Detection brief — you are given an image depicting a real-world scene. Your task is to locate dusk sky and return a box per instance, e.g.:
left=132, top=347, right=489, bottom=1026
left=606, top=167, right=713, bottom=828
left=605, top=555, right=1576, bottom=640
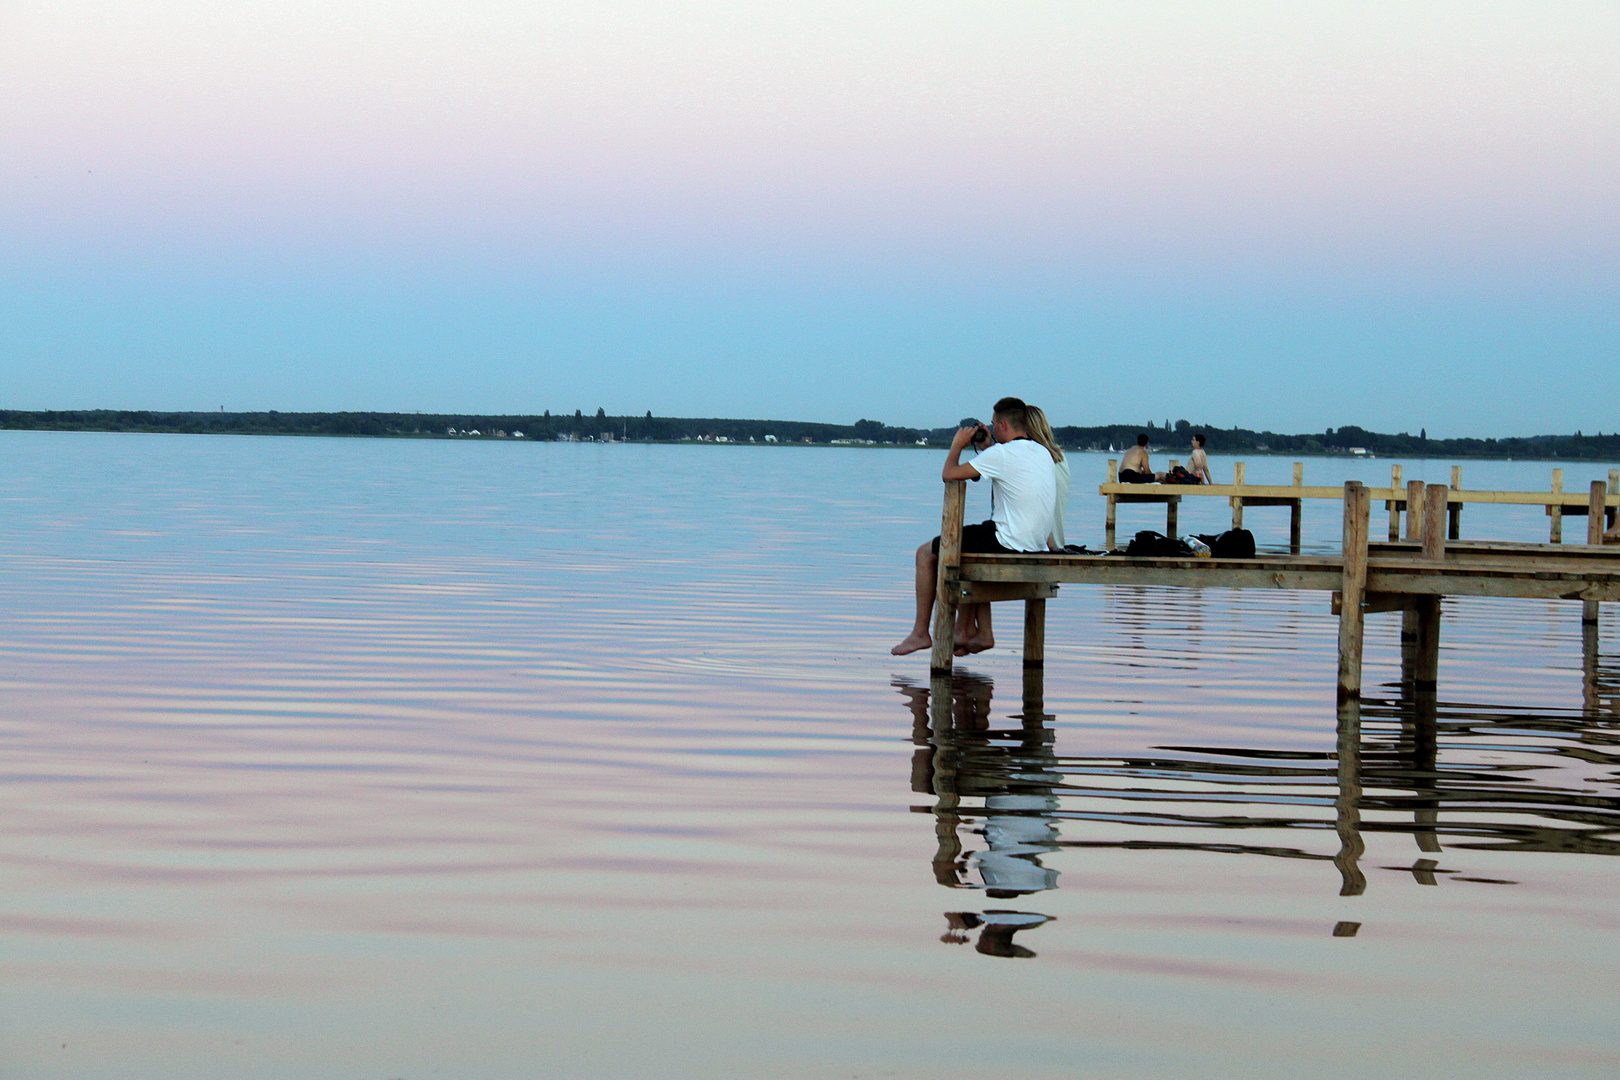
left=3, top=2, right=1615, bottom=435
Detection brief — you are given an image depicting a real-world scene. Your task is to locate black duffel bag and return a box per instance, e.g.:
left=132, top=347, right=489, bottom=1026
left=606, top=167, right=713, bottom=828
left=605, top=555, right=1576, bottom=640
left=1194, top=528, right=1257, bottom=558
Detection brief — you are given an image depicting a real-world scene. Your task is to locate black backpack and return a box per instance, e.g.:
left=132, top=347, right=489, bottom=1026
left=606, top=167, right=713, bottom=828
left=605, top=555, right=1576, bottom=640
left=1125, top=530, right=1194, bottom=557
left=1194, top=528, right=1257, bottom=558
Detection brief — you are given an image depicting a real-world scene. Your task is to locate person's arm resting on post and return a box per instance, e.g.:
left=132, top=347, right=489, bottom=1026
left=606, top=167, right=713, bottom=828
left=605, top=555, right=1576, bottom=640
left=942, top=425, right=982, bottom=482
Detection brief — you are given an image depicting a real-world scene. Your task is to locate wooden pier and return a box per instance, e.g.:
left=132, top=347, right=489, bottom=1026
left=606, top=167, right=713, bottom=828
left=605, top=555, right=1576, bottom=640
left=931, top=475, right=1620, bottom=702
left=1101, top=461, right=1619, bottom=551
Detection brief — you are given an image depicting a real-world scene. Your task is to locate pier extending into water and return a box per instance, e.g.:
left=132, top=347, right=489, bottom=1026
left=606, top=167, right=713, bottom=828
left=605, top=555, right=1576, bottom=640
left=1101, top=461, right=1620, bottom=551
left=932, top=473, right=1620, bottom=703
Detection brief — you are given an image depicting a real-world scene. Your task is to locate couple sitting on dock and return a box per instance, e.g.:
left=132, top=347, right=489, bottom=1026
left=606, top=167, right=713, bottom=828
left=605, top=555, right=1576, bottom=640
left=1119, top=432, right=1211, bottom=484
left=892, top=397, right=1069, bottom=657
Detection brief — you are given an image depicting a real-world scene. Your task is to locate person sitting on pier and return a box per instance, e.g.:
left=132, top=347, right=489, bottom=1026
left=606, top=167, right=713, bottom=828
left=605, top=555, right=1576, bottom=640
left=1118, top=434, right=1160, bottom=483
left=892, top=398, right=1057, bottom=657
left=1023, top=405, right=1070, bottom=550
left=1188, top=432, right=1211, bottom=483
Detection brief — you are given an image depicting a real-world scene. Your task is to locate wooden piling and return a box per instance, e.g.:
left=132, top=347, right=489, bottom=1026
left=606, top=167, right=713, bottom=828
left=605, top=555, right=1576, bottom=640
left=1405, top=480, right=1425, bottom=542
left=1290, top=462, right=1304, bottom=552
left=1586, top=480, right=1605, bottom=627
left=1423, top=484, right=1449, bottom=562
left=1105, top=459, right=1118, bottom=550
left=929, top=481, right=966, bottom=674
left=1550, top=469, right=1563, bottom=543
left=1610, top=469, right=1619, bottom=530
left=1023, top=598, right=1047, bottom=669
left=1388, top=464, right=1403, bottom=540
left=1232, top=462, right=1245, bottom=529
left=1449, top=465, right=1462, bottom=539
left=1337, top=482, right=1370, bottom=701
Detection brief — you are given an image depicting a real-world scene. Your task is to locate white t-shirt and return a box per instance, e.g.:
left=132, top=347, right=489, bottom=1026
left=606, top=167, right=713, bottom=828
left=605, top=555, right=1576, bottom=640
left=969, top=439, right=1056, bottom=552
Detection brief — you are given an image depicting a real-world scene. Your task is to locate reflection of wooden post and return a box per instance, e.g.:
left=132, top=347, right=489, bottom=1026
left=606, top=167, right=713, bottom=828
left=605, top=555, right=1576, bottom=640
left=928, top=674, right=964, bottom=887
left=1388, top=464, right=1403, bottom=540
left=1023, top=598, right=1046, bottom=669
left=1449, top=465, right=1462, bottom=539
left=1334, top=698, right=1367, bottom=896
left=1405, top=480, right=1425, bottom=542
left=929, top=481, right=966, bottom=674
left=1583, top=619, right=1601, bottom=715
left=1550, top=468, right=1563, bottom=543
left=1290, top=462, right=1304, bottom=552
left=1337, top=483, right=1370, bottom=701
left=1232, top=462, right=1245, bottom=529
left=1105, top=458, right=1118, bottom=550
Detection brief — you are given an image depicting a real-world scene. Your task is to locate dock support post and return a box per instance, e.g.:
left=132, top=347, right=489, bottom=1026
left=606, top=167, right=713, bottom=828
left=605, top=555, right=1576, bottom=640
left=1023, top=598, right=1046, bottom=669
left=1334, top=698, right=1366, bottom=896
left=1166, top=497, right=1178, bottom=539
left=1337, top=482, right=1371, bottom=702
left=1550, top=468, right=1563, bottom=543
left=1232, top=462, right=1245, bottom=529
left=1586, top=481, right=1605, bottom=629
left=1290, top=462, right=1304, bottom=553
left=1449, top=465, right=1462, bottom=539
left=1105, top=458, right=1118, bottom=550
left=1609, top=469, right=1618, bottom=530
left=929, top=481, right=966, bottom=675
left=1388, top=464, right=1403, bottom=540
left=1404, top=480, right=1425, bottom=542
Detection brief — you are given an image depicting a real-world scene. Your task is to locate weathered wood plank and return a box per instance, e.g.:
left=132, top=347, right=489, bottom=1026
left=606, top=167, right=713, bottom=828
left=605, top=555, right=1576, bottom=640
left=952, top=581, right=1059, bottom=604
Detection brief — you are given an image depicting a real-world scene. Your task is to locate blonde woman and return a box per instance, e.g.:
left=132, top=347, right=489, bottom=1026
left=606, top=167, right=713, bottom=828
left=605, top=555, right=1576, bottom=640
left=1023, top=406, right=1071, bottom=551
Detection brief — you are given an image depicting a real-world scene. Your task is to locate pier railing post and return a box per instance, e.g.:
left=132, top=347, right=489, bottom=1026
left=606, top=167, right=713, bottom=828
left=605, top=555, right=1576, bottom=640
left=1423, top=484, right=1449, bottom=562
left=1105, top=458, right=1118, bottom=550
left=1550, top=468, right=1564, bottom=543
left=929, top=480, right=967, bottom=674
left=1290, top=462, right=1304, bottom=553
left=1231, top=462, right=1245, bottom=529
left=1388, top=464, right=1403, bottom=541
left=1449, top=465, right=1462, bottom=539
left=1337, top=482, right=1370, bottom=702
left=1404, top=480, right=1425, bottom=542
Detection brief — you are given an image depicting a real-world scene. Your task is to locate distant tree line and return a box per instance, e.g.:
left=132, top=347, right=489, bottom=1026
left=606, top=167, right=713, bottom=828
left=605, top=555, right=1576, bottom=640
left=2, top=410, right=1617, bottom=461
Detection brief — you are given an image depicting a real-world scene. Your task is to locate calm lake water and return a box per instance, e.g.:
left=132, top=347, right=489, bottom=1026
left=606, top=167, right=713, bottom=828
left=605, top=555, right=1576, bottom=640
left=1, top=431, right=1617, bottom=1079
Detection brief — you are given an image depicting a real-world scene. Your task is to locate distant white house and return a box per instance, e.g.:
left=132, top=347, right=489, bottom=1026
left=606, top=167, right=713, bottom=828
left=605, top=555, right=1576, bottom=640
left=764, top=434, right=778, bottom=443
left=446, top=426, right=457, bottom=436
left=1349, top=447, right=1368, bottom=456
left=512, top=431, right=525, bottom=438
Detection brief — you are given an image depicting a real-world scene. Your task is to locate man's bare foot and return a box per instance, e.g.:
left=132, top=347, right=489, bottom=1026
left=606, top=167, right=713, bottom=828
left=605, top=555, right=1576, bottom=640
left=965, top=635, right=995, bottom=654
left=892, top=632, right=932, bottom=656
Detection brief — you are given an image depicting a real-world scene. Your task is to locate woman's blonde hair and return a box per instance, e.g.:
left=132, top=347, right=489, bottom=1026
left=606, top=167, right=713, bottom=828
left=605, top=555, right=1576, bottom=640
left=1024, top=405, right=1064, bottom=464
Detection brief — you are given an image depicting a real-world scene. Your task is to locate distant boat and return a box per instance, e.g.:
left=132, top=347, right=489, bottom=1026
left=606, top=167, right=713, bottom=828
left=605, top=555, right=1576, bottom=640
left=1108, top=443, right=1116, bottom=453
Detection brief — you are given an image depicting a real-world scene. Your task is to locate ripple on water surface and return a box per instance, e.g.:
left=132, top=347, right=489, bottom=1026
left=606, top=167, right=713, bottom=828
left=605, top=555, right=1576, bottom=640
left=0, top=431, right=1617, bottom=1079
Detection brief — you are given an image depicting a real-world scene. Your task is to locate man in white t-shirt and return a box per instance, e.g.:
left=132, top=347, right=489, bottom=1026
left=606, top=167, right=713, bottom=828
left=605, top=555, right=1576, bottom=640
left=893, top=397, right=1057, bottom=657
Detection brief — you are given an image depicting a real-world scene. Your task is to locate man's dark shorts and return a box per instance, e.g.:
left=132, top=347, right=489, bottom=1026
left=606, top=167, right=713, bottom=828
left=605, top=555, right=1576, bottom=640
left=1118, top=469, right=1154, bottom=483
left=932, top=520, right=1014, bottom=556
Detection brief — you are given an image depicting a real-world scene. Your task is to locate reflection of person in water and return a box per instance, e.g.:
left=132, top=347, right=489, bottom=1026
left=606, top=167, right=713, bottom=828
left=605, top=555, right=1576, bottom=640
left=899, top=672, right=1059, bottom=957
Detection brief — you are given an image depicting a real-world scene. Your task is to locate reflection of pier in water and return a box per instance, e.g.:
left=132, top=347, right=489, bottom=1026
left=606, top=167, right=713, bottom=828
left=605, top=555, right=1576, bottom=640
left=902, top=647, right=1620, bottom=955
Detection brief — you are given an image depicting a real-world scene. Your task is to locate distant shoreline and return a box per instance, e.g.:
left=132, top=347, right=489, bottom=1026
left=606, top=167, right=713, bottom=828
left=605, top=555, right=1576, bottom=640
left=3, top=410, right=1617, bottom=463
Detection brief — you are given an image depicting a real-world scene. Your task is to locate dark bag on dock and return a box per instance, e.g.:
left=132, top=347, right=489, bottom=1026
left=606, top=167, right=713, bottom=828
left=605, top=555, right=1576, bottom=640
left=1194, top=529, right=1256, bottom=559
left=1125, top=530, right=1194, bottom=557
left=1161, top=466, right=1202, bottom=485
